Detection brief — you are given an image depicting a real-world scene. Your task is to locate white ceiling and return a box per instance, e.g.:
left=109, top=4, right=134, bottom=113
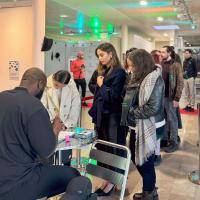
left=1, top=0, right=200, bottom=45
left=45, top=0, right=200, bottom=44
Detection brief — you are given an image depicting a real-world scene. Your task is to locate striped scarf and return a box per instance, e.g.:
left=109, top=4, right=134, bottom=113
left=135, top=68, right=161, bottom=166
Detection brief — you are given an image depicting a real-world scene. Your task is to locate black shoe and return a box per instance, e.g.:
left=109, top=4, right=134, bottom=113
left=94, top=188, right=104, bottom=195
left=82, top=102, right=88, bottom=106
left=164, top=141, right=179, bottom=153
left=133, top=188, right=158, bottom=200
left=187, top=107, right=194, bottom=112
left=183, top=106, right=190, bottom=111
left=154, top=155, right=162, bottom=166
left=96, top=185, right=115, bottom=197
left=177, top=136, right=181, bottom=144
left=160, top=140, right=169, bottom=148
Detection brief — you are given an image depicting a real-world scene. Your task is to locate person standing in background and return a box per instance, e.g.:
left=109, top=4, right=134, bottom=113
left=160, top=46, right=184, bottom=153
left=183, top=49, right=197, bottom=112
left=70, top=51, right=87, bottom=106
left=170, top=46, right=182, bottom=65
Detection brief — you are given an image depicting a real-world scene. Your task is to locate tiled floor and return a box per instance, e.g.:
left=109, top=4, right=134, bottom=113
left=52, top=103, right=200, bottom=200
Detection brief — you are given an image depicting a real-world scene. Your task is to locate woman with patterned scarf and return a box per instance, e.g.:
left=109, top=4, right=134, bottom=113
left=121, top=49, right=164, bottom=200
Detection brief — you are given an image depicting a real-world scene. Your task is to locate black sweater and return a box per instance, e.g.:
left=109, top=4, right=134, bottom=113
left=0, top=87, right=56, bottom=195
left=183, top=57, right=197, bottom=79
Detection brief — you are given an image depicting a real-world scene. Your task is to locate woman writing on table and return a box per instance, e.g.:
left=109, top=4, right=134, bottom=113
left=41, top=70, right=80, bottom=165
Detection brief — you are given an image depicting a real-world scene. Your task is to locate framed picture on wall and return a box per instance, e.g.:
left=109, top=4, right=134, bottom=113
left=9, top=60, right=19, bottom=80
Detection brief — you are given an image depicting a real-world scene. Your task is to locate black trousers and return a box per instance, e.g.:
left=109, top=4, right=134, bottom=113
left=96, top=113, right=126, bottom=173
left=1, top=165, right=80, bottom=200
left=129, top=129, right=156, bottom=192
left=74, top=78, right=86, bottom=98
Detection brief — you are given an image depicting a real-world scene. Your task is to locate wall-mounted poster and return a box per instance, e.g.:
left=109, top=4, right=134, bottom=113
left=9, top=61, right=19, bottom=80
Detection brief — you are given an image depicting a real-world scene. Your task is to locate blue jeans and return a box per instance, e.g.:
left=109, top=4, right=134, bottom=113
left=130, top=130, right=156, bottom=192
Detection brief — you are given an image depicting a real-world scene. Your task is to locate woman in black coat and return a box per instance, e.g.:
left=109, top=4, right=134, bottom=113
left=88, top=42, right=126, bottom=196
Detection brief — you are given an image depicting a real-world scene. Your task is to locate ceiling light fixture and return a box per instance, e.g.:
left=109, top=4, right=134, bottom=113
left=60, top=15, right=68, bottom=18
left=157, top=17, right=164, bottom=22
left=153, top=25, right=180, bottom=30
left=163, top=33, right=168, bottom=37
left=191, top=24, right=197, bottom=30
left=140, top=1, right=148, bottom=6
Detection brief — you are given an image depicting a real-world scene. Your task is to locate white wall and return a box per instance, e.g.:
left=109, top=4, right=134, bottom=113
left=110, top=36, right=121, bottom=60
left=0, top=6, right=33, bottom=91
left=132, top=34, right=155, bottom=52
left=155, top=41, right=170, bottom=51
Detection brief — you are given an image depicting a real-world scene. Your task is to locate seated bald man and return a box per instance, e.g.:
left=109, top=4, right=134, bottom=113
left=0, top=68, right=80, bottom=200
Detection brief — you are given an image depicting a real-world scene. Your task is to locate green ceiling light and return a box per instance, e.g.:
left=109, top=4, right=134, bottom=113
left=90, top=16, right=101, bottom=29
left=60, top=31, right=64, bottom=35
left=107, top=23, right=114, bottom=34
left=97, top=33, right=101, bottom=39
left=59, top=20, right=65, bottom=29
left=94, top=29, right=99, bottom=34
left=85, top=33, right=91, bottom=40
left=77, top=11, right=84, bottom=29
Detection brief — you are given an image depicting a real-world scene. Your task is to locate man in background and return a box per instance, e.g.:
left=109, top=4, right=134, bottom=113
left=183, top=49, right=197, bottom=112
left=70, top=51, right=87, bottom=106
left=161, top=46, right=184, bottom=153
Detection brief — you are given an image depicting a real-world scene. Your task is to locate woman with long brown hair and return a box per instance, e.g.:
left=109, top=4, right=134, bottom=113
left=89, top=42, right=126, bottom=197
left=121, top=49, right=164, bottom=200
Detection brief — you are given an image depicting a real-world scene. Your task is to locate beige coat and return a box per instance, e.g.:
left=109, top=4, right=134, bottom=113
left=41, top=74, right=81, bottom=128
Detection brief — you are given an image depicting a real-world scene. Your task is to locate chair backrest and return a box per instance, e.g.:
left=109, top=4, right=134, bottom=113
left=86, top=139, right=131, bottom=200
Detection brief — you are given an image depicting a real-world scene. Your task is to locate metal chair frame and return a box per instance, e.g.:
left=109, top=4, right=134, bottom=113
left=86, top=139, right=131, bottom=200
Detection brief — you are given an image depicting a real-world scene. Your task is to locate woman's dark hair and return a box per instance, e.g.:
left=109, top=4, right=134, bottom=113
left=128, top=49, right=156, bottom=84
left=163, top=45, right=176, bottom=60
left=151, top=50, right=161, bottom=64
left=53, top=70, right=71, bottom=85
left=124, top=47, right=137, bottom=70
left=95, top=42, right=121, bottom=76
left=126, top=47, right=137, bottom=55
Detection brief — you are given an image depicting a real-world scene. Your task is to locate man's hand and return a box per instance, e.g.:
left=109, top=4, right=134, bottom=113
left=173, top=100, right=179, bottom=108
left=97, top=76, right=104, bottom=87
left=52, top=116, right=62, bottom=136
